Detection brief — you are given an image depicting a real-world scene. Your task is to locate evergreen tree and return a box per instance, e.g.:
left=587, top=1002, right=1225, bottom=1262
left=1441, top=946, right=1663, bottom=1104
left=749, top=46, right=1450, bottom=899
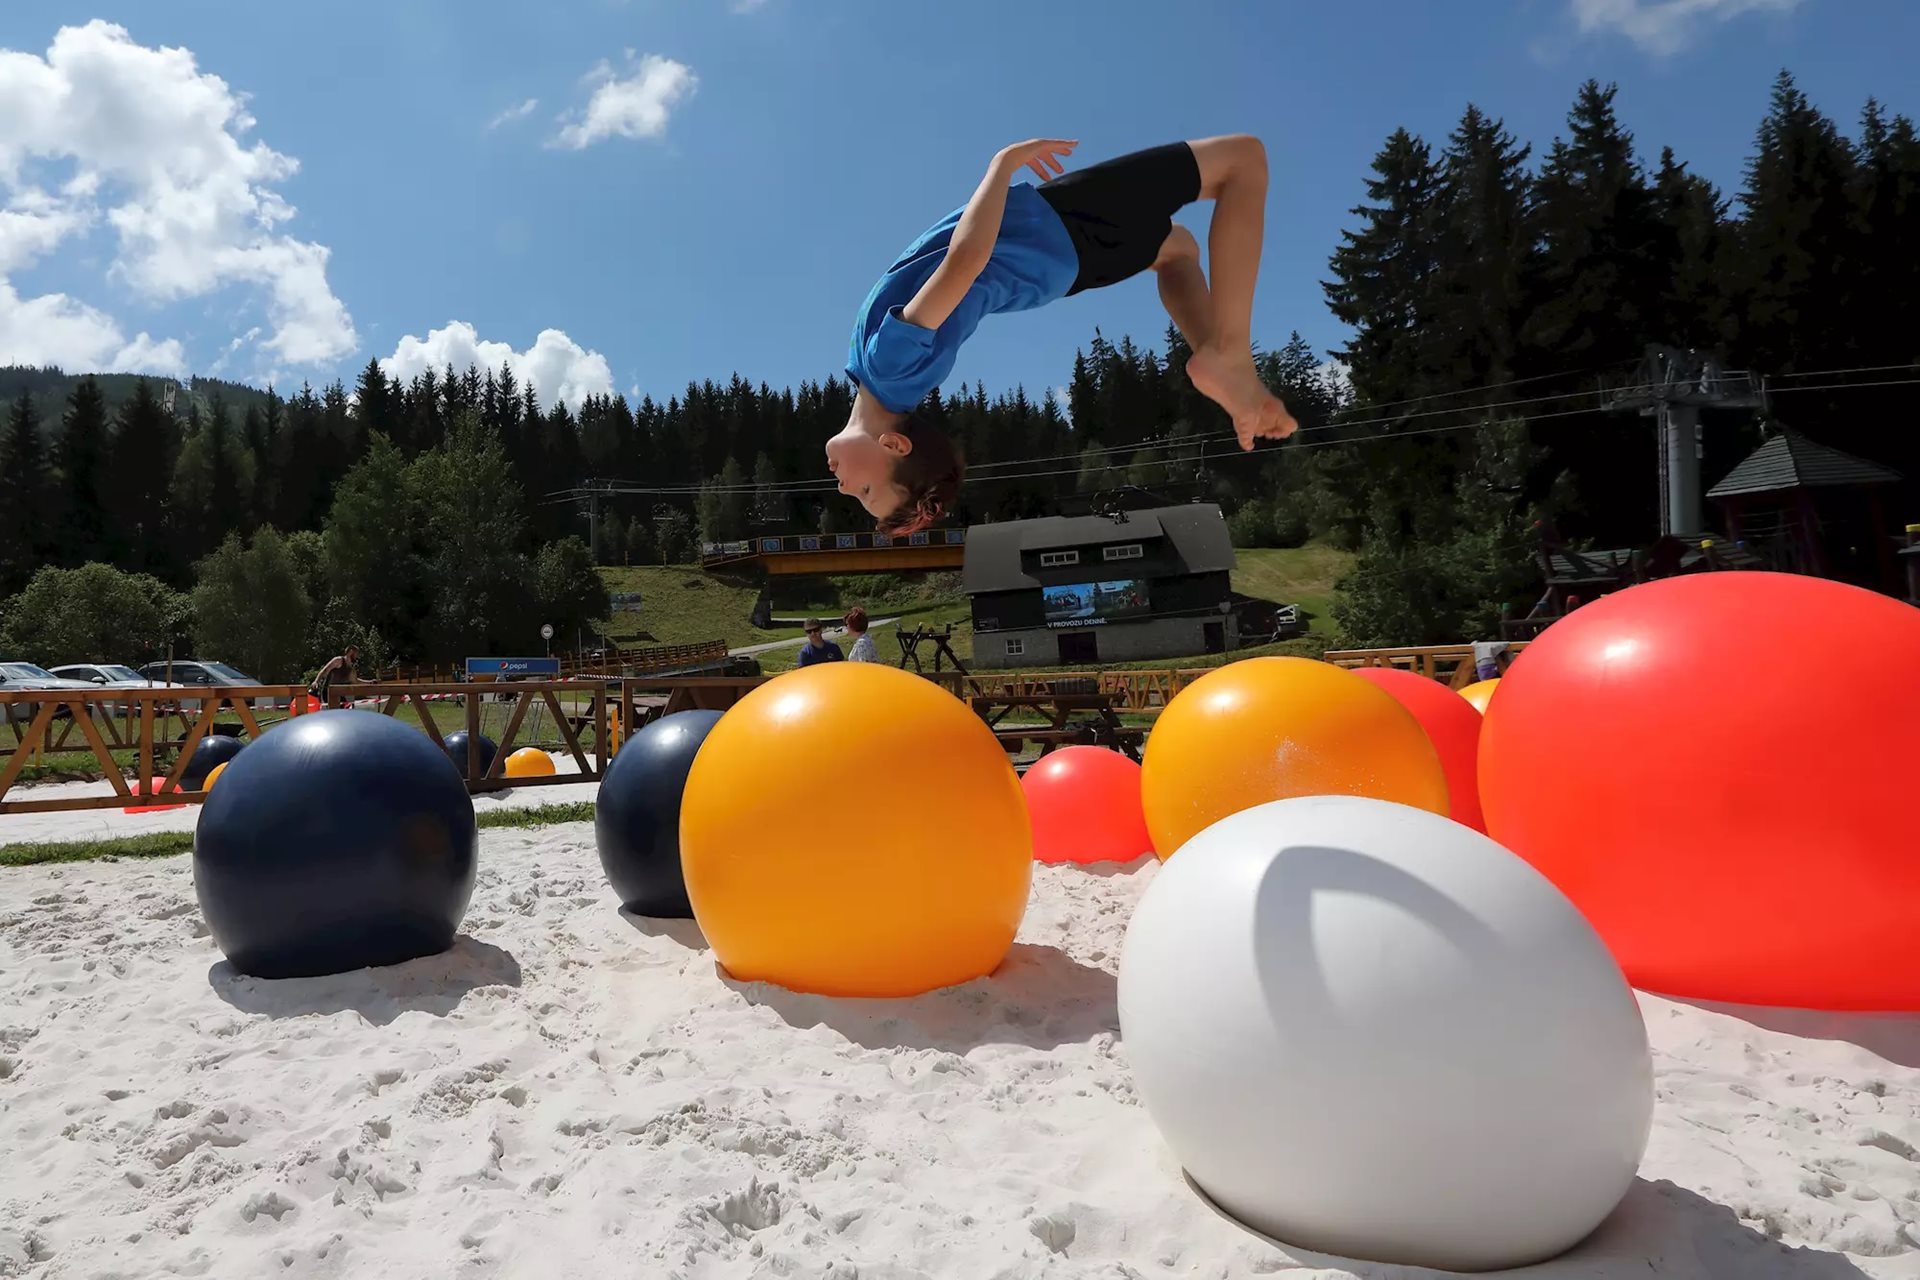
left=1651, top=147, right=1731, bottom=349
left=1526, top=82, right=1663, bottom=365
left=54, top=376, right=112, bottom=567
left=0, top=391, right=54, bottom=593
left=106, top=381, right=179, bottom=579
left=352, top=360, right=398, bottom=459
left=1431, top=105, right=1535, bottom=395
left=1734, top=70, right=1860, bottom=374
left=1325, top=128, right=1445, bottom=405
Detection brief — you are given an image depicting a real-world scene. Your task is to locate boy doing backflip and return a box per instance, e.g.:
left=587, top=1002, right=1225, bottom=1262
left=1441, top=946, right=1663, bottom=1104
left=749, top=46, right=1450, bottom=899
left=826, top=135, right=1298, bottom=536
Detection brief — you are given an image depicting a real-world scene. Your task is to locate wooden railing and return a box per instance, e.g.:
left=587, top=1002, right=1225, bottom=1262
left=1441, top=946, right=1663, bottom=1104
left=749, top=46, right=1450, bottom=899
left=375, top=638, right=732, bottom=684
left=0, top=676, right=770, bottom=816
left=928, top=668, right=1215, bottom=714
left=1324, top=643, right=1527, bottom=689
left=1, top=647, right=1512, bottom=816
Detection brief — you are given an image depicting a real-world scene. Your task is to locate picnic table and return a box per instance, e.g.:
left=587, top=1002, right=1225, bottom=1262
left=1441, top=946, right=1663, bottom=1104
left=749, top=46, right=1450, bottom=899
left=968, top=690, right=1145, bottom=762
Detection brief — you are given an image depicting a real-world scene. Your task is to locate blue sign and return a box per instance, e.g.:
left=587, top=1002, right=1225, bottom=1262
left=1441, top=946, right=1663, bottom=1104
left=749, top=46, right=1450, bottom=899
left=465, top=657, right=561, bottom=678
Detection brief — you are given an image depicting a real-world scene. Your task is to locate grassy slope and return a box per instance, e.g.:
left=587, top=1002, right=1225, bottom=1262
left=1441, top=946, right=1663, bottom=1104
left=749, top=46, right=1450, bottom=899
left=762, top=544, right=1354, bottom=675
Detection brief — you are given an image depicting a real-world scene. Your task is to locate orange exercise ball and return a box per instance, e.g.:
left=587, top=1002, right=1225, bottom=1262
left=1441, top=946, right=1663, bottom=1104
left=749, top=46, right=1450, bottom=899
left=504, top=747, right=557, bottom=779
left=203, top=762, right=230, bottom=792
left=1140, top=657, right=1449, bottom=859
left=1479, top=571, right=1920, bottom=1010
left=679, top=662, right=1032, bottom=997
left=1349, top=665, right=1486, bottom=832
left=1021, top=746, right=1154, bottom=865
left=1458, top=679, right=1500, bottom=713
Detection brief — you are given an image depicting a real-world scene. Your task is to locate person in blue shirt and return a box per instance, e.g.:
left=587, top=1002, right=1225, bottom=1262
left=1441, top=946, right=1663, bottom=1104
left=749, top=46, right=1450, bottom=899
left=795, top=618, right=844, bottom=667
left=826, top=134, right=1298, bottom=537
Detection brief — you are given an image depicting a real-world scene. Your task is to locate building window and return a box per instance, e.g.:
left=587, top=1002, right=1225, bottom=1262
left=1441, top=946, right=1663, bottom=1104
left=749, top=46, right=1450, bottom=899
left=1102, top=543, right=1144, bottom=562
left=1039, top=550, right=1080, bottom=568
left=1005, top=638, right=1026, bottom=656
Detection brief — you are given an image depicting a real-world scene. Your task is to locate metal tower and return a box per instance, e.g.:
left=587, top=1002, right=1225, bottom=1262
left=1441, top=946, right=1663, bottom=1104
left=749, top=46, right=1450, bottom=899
left=1606, top=345, right=1769, bottom=538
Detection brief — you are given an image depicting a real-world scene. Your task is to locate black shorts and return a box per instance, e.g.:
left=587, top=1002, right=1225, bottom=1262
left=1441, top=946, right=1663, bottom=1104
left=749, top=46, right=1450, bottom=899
left=1036, top=142, right=1202, bottom=296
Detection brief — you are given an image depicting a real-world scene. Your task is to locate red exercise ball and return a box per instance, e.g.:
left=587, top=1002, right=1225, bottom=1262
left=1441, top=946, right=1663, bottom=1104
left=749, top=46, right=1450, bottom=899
left=1479, top=571, right=1920, bottom=1010
left=1349, top=666, right=1486, bottom=831
left=1021, top=746, right=1154, bottom=865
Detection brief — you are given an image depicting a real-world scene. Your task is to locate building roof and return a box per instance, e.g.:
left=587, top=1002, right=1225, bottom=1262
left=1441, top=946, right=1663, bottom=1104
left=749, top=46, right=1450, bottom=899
left=962, top=504, right=1236, bottom=594
left=1707, top=429, right=1902, bottom=500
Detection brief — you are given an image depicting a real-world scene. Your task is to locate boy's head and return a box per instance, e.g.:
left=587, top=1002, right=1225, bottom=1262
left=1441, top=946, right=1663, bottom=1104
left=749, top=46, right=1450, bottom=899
left=825, top=404, right=963, bottom=537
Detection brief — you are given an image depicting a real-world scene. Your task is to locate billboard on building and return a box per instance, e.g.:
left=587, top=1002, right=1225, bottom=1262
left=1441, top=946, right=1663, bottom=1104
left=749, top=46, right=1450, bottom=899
left=1043, top=579, right=1152, bottom=628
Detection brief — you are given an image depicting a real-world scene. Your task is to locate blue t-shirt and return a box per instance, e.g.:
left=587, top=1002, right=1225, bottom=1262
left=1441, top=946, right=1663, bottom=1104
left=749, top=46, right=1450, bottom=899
left=796, top=639, right=844, bottom=667
left=847, top=184, right=1079, bottom=413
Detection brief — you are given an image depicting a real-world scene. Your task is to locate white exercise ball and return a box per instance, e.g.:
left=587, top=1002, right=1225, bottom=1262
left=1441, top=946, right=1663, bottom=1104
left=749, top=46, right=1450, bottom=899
left=1118, top=795, right=1652, bottom=1272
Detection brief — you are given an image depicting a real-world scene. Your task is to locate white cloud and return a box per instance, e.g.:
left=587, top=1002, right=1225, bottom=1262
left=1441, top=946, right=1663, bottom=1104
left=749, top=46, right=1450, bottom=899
left=0, top=278, right=185, bottom=375
left=378, top=320, right=615, bottom=413
left=730, top=0, right=773, bottom=11
left=1567, top=0, right=1799, bottom=55
left=1050, top=385, right=1072, bottom=421
left=551, top=53, right=697, bottom=150
left=487, top=97, right=539, bottom=131
left=0, top=20, right=356, bottom=372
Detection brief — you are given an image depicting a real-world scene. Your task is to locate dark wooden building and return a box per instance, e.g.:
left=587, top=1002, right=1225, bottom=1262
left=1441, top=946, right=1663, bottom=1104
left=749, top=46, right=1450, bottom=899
left=1706, top=429, right=1904, bottom=592
left=964, top=505, right=1237, bottom=668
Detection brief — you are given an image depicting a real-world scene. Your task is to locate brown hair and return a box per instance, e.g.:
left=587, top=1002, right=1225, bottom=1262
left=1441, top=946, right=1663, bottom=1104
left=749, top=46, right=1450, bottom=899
left=877, top=418, right=964, bottom=537
left=842, top=607, right=869, bottom=633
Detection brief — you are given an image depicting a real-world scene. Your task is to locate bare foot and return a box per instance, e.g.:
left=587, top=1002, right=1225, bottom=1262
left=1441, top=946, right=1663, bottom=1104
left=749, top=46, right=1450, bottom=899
left=1189, top=346, right=1299, bottom=449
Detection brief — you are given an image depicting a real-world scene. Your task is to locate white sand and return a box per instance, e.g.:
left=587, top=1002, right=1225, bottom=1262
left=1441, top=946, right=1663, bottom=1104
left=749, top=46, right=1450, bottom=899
left=5, top=825, right=1920, bottom=1279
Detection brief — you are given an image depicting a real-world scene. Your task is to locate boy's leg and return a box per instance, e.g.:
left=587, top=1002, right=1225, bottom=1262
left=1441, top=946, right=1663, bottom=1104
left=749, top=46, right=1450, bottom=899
left=1152, top=225, right=1212, bottom=351
left=1180, top=135, right=1296, bottom=447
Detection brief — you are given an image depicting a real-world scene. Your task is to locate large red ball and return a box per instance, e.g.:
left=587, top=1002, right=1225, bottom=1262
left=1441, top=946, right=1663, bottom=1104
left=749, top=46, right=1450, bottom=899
left=1021, top=746, right=1155, bottom=865
left=1348, top=665, right=1486, bottom=831
left=1480, top=571, right=1920, bottom=1010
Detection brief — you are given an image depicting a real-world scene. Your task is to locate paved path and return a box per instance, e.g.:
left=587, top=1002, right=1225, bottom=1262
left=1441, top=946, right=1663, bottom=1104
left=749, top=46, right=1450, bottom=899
left=730, top=616, right=901, bottom=657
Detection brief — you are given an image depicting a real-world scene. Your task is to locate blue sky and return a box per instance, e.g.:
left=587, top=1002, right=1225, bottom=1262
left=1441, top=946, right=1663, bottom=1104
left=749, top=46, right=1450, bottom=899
left=0, top=0, right=1914, bottom=414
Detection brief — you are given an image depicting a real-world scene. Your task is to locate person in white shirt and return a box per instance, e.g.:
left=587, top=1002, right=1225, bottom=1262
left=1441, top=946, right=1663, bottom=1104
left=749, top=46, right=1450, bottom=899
left=843, top=607, right=879, bottom=663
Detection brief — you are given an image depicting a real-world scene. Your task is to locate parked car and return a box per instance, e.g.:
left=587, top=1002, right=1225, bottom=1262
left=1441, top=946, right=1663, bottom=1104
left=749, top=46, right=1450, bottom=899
left=49, top=664, right=189, bottom=715
left=0, top=661, right=107, bottom=724
left=135, top=660, right=274, bottom=711
left=53, top=662, right=179, bottom=687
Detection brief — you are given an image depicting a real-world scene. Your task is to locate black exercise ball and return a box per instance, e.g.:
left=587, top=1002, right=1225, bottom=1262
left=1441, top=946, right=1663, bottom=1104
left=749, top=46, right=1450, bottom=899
left=181, top=733, right=246, bottom=789
left=442, top=729, right=498, bottom=778
left=595, top=710, right=722, bottom=917
left=193, top=710, right=478, bottom=978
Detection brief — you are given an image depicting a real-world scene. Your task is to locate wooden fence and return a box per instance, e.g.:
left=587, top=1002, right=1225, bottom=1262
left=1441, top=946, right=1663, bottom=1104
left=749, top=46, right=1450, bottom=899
left=0, top=644, right=1512, bottom=817
left=1324, top=643, right=1528, bottom=688
left=930, top=669, right=1212, bottom=714
left=375, top=639, right=732, bottom=684
left=0, top=676, right=767, bottom=817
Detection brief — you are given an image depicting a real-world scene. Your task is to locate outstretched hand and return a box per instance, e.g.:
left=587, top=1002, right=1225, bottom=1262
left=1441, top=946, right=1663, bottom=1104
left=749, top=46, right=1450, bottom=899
left=997, top=139, right=1077, bottom=183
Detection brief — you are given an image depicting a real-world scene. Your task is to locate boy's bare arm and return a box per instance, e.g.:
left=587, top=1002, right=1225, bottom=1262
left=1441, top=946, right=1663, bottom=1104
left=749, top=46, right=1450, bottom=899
left=900, top=139, right=1077, bottom=331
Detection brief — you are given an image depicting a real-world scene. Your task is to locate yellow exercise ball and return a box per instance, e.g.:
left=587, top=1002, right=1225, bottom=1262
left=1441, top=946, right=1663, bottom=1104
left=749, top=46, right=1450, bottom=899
left=1141, top=657, right=1450, bottom=859
left=679, top=662, right=1032, bottom=997
left=203, top=762, right=230, bottom=792
left=1459, top=678, right=1500, bottom=714
left=505, top=747, right=557, bottom=779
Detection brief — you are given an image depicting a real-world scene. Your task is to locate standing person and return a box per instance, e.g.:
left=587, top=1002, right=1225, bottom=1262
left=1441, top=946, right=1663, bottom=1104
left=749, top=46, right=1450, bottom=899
left=823, top=133, right=1298, bottom=536
left=843, top=607, right=879, bottom=663
left=795, top=619, right=844, bottom=668
left=310, top=644, right=359, bottom=708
